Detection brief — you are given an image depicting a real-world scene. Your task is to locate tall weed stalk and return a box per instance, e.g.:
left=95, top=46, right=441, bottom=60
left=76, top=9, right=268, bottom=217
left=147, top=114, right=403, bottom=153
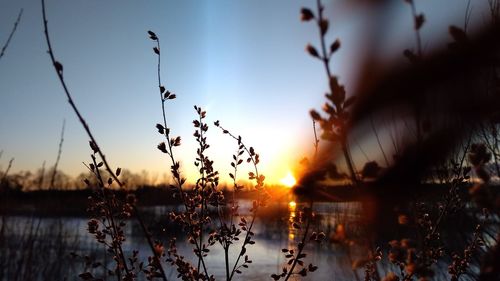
left=306, top=0, right=359, bottom=185
left=41, top=1, right=168, bottom=279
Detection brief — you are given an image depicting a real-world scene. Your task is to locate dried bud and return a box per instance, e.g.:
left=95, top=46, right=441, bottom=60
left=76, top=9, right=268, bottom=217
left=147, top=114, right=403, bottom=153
left=319, top=19, right=329, bottom=35
left=147, top=30, right=158, bottom=40
left=330, top=39, right=341, bottom=54
left=54, top=61, right=63, bottom=75
left=415, top=14, right=425, bottom=30
left=306, top=44, right=319, bottom=58
left=89, top=141, right=98, bottom=154
left=156, top=123, right=165, bottom=134
left=310, top=110, right=322, bottom=121
left=308, top=264, right=318, bottom=272
left=172, top=136, right=181, bottom=146
left=300, top=8, right=314, bottom=21
left=157, top=142, right=168, bottom=153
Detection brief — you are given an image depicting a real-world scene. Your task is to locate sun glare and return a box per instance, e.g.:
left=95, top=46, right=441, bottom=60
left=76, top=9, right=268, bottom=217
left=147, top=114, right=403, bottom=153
left=280, top=171, right=297, bottom=188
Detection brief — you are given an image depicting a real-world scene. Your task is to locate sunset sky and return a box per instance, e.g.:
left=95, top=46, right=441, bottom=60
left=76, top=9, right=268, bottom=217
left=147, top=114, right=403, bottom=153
left=0, top=0, right=489, bottom=185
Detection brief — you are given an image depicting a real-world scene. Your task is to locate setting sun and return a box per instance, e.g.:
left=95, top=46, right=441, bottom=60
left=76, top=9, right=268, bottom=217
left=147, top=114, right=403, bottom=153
left=280, top=171, right=297, bottom=188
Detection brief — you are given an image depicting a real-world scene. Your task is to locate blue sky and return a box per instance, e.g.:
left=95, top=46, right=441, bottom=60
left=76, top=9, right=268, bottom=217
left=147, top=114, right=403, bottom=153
left=0, top=0, right=489, bottom=184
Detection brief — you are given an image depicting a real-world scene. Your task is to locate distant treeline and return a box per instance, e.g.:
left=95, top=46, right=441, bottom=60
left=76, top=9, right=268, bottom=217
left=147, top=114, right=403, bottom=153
left=0, top=186, right=183, bottom=216
left=0, top=167, right=169, bottom=191
left=0, top=184, right=271, bottom=216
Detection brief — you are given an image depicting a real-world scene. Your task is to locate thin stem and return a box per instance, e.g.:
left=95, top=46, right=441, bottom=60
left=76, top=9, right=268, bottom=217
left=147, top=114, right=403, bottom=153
left=427, top=136, right=471, bottom=245
left=406, top=0, right=424, bottom=150
left=283, top=203, right=313, bottom=281
left=370, top=115, right=389, bottom=167
left=225, top=246, right=230, bottom=281
left=313, top=119, right=320, bottom=159
left=216, top=124, right=264, bottom=281
left=50, top=119, right=65, bottom=189
left=37, top=161, right=46, bottom=189
left=479, top=123, right=500, bottom=177
left=41, top=0, right=122, bottom=187
left=0, top=158, right=14, bottom=187
left=464, top=0, right=472, bottom=32
left=42, top=3, right=169, bottom=279
left=229, top=214, right=258, bottom=281
left=491, top=123, right=500, bottom=177
left=133, top=205, right=168, bottom=281
left=91, top=154, right=130, bottom=277
left=341, top=138, right=358, bottom=185
left=215, top=125, right=262, bottom=190
left=153, top=37, right=188, bottom=204
left=353, top=138, right=370, bottom=162
left=388, top=111, right=400, bottom=157
left=224, top=142, right=244, bottom=280
left=315, top=0, right=358, bottom=184
left=316, top=0, right=331, bottom=78
left=151, top=33, right=209, bottom=279
left=0, top=9, right=23, bottom=62
left=195, top=112, right=207, bottom=274
left=408, top=0, right=422, bottom=57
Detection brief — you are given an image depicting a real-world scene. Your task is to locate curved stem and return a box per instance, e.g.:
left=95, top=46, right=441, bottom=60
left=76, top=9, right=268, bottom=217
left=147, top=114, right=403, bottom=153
left=283, top=202, right=314, bottom=281
left=42, top=2, right=169, bottom=279
left=50, top=119, right=65, bottom=188
left=315, top=0, right=358, bottom=185
left=42, top=0, right=122, bottom=187
left=216, top=125, right=264, bottom=281
left=91, top=155, right=130, bottom=277
left=152, top=35, right=210, bottom=279
left=0, top=8, right=23, bottom=62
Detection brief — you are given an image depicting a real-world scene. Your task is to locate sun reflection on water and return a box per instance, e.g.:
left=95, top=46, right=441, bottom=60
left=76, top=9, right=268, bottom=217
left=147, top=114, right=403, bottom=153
left=288, top=200, right=297, bottom=241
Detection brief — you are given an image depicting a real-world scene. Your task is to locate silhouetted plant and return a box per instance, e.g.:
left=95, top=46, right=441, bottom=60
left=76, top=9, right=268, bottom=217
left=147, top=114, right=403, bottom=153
left=149, top=30, right=212, bottom=279
left=402, top=0, right=425, bottom=63
left=37, top=161, right=45, bottom=189
left=403, top=0, right=426, bottom=149
left=304, top=0, right=359, bottom=185
left=271, top=206, right=324, bottom=281
left=213, top=121, right=270, bottom=280
left=28, top=1, right=500, bottom=280
left=84, top=154, right=134, bottom=280
left=0, top=9, right=23, bottom=62
left=42, top=2, right=168, bottom=279
left=448, top=211, right=488, bottom=281
left=0, top=157, right=14, bottom=190
left=149, top=29, right=279, bottom=281
left=50, top=119, right=65, bottom=189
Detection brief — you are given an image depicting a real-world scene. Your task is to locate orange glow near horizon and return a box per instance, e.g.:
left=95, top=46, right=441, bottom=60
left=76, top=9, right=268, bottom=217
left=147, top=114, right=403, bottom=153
left=280, top=171, right=297, bottom=188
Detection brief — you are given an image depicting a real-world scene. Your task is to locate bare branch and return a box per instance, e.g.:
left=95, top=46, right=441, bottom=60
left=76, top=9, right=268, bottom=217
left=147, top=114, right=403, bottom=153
left=0, top=9, right=23, bottom=62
